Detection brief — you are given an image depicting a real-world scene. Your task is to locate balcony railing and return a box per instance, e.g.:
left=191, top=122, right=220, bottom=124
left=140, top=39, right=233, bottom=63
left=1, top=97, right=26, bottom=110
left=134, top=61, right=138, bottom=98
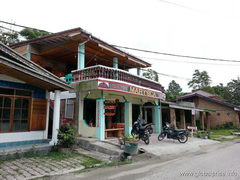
left=72, top=65, right=165, bottom=92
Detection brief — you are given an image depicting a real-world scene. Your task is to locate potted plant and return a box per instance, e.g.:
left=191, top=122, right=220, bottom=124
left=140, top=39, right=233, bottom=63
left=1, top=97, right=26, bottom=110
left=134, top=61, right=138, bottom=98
left=122, top=135, right=139, bottom=155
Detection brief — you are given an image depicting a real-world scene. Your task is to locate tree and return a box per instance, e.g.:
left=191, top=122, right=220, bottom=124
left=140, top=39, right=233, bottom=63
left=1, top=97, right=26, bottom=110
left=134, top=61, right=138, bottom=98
left=212, top=83, right=232, bottom=103
left=19, top=28, right=50, bottom=40
left=226, top=78, right=240, bottom=105
left=0, top=30, right=20, bottom=45
left=142, top=69, right=159, bottom=82
left=166, top=80, right=183, bottom=100
left=188, top=69, right=211, bottom=90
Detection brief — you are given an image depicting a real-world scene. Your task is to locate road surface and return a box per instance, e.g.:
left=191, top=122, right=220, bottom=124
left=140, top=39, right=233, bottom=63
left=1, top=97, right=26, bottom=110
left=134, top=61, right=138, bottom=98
left=49, top=140, right=240, bottom=180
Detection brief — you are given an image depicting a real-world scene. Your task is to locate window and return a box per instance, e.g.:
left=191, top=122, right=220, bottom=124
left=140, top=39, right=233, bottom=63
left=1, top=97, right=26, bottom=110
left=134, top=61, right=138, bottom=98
left=0, top=88, right=31, bottom=133
left=0, top=97, right=11, bottom=132
left=65, top=99, right=74, bottom=119
left=13, top=98, right=29, bottom=131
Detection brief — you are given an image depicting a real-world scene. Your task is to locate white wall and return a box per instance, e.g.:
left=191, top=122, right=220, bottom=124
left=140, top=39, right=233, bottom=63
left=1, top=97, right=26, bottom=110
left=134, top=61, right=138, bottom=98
left=50, top=91, right=76, bottom=100
left=0, top=131, right=46, bottom=143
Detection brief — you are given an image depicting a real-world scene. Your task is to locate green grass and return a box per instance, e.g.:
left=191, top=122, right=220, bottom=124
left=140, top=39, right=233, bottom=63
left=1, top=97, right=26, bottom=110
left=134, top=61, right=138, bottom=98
left=99, top=160, right=132, bottom=168
left=208, top=129, right=240, bottom=142
left=209, top=129, right=234, bottom=136
left=76, top=160, right=132, bottom=174
left=46, top=151, right=80, bottom=161
left=78, top=154, right=102, bottom=168
left=0, top=150, right=101, bottom=167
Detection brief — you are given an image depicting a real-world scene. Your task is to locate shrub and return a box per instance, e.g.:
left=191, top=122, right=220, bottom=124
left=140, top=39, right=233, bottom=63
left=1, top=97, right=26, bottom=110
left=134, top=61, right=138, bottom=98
left=223, top=122, right=235, bottom=129
left=57, top=124, right=75, bottom=148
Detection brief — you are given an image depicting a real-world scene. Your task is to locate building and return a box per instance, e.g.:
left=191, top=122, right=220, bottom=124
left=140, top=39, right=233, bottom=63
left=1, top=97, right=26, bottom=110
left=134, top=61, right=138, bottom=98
left=161, top=101, right=203, bottom=130
left=177, top=90, right=240, bottom=129
left=0, top=42, right=71, bottom=147
left=11, top=28, right=166, bottom=140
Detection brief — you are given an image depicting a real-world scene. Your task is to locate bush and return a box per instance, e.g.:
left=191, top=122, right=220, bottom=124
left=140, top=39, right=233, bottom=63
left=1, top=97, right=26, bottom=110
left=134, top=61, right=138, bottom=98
left=194, top=130, right=210, bottom=139
left=57, top=124, right=75, bottom=148
left=215, top=122, right=236, bottom=129
left=223, top=122, right=235, bottom=129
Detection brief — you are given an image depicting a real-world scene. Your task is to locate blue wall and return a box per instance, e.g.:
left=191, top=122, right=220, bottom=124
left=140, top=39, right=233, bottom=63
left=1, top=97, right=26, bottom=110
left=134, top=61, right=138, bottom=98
left=0, top=80, right=46, bottom=99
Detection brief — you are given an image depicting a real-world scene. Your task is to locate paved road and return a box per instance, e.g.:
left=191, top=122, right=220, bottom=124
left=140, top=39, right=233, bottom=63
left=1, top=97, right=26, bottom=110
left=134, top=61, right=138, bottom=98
left=50, top=140, right=240, bottom=180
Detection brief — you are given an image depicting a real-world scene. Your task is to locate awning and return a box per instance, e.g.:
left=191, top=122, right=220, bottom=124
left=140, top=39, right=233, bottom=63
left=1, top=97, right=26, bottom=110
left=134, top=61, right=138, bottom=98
left=169, top=104, right=204, bottom=112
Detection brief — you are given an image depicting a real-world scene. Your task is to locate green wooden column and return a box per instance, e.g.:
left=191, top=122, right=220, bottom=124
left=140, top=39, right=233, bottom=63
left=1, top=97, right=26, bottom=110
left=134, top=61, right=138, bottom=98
left=78, top=43, right=85, bottom=70
left=124, top=101, right=132, bottom=136
left=153, top=102, right=162, bottom=134
left=137, top=68, right=141, bottom=76
left=113, top=57, right=118, bottom=69
left=96, top=98, right=105, bottom=140
left=24, top=45, right=31, bottom=60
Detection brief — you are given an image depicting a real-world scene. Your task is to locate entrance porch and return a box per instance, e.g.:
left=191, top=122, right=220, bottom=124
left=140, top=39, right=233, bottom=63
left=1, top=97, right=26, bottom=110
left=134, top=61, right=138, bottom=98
left=76, top=89, right=164, bottom=141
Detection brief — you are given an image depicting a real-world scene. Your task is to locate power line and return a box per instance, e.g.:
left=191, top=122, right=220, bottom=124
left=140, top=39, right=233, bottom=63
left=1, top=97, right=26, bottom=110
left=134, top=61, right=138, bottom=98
left=0, top=21, right=235, bottom=81
left=141, top=69, right=190, bottom=81
left=2, top=20, right=240, bottom=64
left=0, top=20, right=50, bottom=33
left=113, top=45, right=240, bottom=63
left=139, top=56, right=240, bottom=66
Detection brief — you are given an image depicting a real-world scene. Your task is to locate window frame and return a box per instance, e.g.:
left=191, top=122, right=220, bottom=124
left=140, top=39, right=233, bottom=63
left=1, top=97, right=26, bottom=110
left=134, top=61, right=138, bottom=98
left=0, top=87, right=32, bottom=133
left=65, top=98, right=75, bottom=119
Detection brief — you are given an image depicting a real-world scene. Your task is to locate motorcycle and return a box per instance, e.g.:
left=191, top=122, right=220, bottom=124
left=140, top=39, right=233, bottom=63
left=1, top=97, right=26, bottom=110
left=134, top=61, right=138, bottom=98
left=158, top=123, right=188, bottom=143
left=131, top=116, right=153, bottom=145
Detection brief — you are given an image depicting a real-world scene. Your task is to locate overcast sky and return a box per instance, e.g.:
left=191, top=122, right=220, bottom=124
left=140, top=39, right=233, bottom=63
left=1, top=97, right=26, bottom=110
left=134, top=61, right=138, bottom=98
left=1, top=0, right=240, bottom=92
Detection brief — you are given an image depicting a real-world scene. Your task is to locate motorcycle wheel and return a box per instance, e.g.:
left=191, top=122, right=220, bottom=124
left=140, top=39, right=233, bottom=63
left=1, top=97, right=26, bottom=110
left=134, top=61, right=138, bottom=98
left=158, top=133, right=166, bottom=141
left=142, top=134, right=150, bottom=145
left=177, top=134, right=188, bottom=143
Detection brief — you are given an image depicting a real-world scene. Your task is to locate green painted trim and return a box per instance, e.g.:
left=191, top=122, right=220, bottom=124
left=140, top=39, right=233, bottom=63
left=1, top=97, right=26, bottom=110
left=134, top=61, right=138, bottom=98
left=154, top=104, right=162, bottom=134
left=78, top=43, right=85, bottom=70
left=113, top=57, right=118, bottom=69
left=204, top=109, right=216, bottom=112
left=124, top=101, right=132, bottom=136
left=137, top=68, right=141, bottom=75
left=83, top=119, right=91, bottom=127
left=64, top=73, right=73, bottom=84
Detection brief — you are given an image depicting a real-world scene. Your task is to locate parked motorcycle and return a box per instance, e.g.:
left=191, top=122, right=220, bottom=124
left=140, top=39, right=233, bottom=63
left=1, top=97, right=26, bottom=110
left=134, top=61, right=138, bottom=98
left=158, top=123, right=188, bottom=143
left=131, top=116, right=153, bottom=145
left=131, top=116, right=153, bottom=135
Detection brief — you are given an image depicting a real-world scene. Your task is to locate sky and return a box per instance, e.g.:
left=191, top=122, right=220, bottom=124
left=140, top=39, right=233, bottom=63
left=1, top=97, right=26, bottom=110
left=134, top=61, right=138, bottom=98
left=1, top=0, right=240, bottom=92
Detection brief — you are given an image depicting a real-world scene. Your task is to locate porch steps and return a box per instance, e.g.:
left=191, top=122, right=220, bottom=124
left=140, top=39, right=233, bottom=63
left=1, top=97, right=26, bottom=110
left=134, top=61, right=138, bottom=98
left=76, top=137, right=123, bottom=161
left=74, top=148, right=112, bottom=162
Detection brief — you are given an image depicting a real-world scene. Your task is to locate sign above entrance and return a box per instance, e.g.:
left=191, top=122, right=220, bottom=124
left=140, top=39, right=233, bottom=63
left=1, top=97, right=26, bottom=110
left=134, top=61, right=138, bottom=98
left=98, top=80, right=165, bottom=100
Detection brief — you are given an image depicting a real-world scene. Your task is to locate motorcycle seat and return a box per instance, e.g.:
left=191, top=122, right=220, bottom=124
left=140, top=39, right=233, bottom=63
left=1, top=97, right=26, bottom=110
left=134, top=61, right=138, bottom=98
left=140, top=124, right=151, bottom=130
left=174, top=129, right=186, bottom=133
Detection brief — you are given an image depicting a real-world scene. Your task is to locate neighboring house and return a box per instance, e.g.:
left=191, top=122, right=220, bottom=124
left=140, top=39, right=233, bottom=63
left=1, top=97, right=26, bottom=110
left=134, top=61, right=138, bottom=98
left=161, top=100, right=204, bottom=130
left=11, top=27, right=166, bottom=140
left=177, top=90, right=240, bottom=129
left=0, top=42, right=71, bottom=147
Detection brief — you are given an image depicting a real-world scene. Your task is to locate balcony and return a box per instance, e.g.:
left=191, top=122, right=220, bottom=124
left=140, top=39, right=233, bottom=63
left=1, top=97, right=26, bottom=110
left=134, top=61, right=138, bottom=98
left=71, top=65, right=164, bottom=92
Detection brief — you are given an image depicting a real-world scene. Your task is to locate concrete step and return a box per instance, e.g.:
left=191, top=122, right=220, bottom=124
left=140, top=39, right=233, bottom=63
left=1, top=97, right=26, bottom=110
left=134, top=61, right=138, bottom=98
left=76, top=137, right=123, bottom=160
left=74, top=148, right=113, bottom=162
